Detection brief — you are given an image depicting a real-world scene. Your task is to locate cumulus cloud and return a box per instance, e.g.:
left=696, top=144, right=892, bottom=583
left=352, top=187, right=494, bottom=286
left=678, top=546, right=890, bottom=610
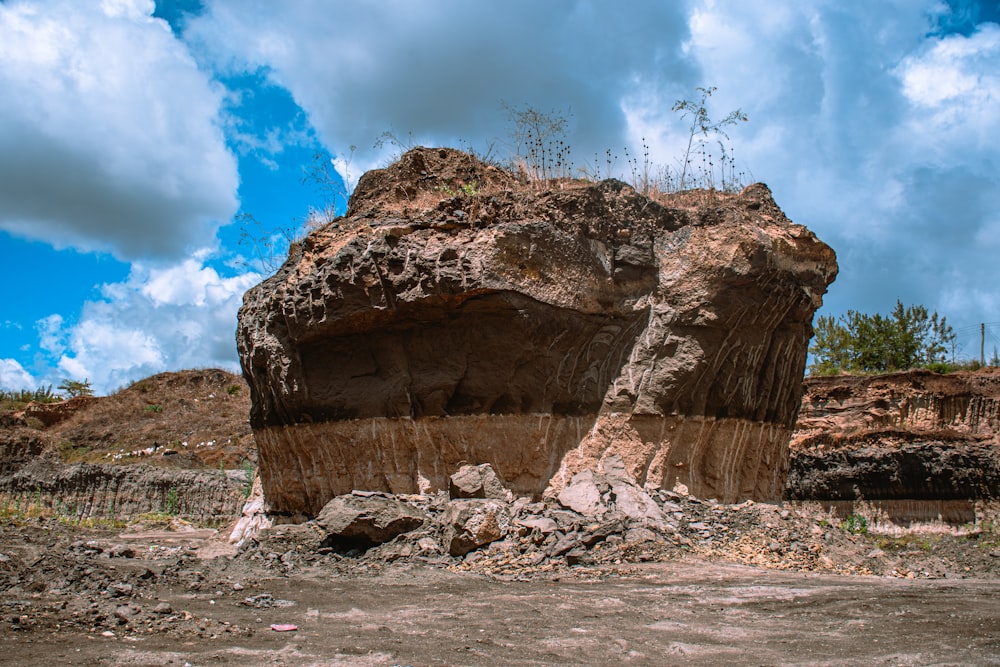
left=0, top=359, right=36, bottom=392
left=40, top=260, right=260, bottom=394
left=680, top=2, right=1000, bottom=329
left=0, top=0, right=239, bottom=261
left=186, top=0, right=697, bottom=171
left=896, top=23, right=1000, bottom=158
left=36, top=314, right=66, bottom=357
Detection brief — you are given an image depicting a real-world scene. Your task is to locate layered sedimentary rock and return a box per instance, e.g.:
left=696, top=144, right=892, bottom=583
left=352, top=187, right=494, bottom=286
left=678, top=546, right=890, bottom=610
left=238, top=147, right=837, bottom=515
left=788, top=369, right=1000, bottom=501
left=0, top=455, right=245, bottom=522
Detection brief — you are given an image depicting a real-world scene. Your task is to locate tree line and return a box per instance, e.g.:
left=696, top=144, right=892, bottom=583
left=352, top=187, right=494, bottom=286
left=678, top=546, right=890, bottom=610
left=808, top=301, right=960, bottom=375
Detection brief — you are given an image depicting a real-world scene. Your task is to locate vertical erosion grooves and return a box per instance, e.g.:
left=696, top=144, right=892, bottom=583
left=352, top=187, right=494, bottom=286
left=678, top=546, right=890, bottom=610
left=256, top=414, right=793, bottom=515
left=548, top=414, right=792, bottom=503
left=255, top=415, right=597, bottom=515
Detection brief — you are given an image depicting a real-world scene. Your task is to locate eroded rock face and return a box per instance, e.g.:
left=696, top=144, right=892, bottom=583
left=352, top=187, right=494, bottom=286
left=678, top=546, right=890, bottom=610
left=238, top=147, right=837, bottom=515
left=788, top=369, right=1000, bottom=501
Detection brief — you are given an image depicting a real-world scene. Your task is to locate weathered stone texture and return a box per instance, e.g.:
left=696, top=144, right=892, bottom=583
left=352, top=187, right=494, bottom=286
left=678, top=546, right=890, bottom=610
left=315, top=493, right=425, bottom=549
left=788, top=369, right=1000, bottom=501
left=238, top=148, right=837, bottom=515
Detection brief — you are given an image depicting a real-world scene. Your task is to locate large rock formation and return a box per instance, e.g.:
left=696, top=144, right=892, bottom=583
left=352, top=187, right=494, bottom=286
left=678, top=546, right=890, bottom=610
left=788, top=369, right=1000, bottom=503
left=237, top=147, right=837, bottom=515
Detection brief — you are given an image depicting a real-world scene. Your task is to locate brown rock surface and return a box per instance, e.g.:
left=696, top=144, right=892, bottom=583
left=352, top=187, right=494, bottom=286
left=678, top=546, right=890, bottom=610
left=22, top=396, right=97, bottom=427
left=315, top=493, right=425, bottom=549
left=237, top=147, right=837, bottom=515
left=442, top=498, right=512, bottom=556
left=448, top=463, right=511, bottom=500
left=788, top=368, right=1000, bottom=502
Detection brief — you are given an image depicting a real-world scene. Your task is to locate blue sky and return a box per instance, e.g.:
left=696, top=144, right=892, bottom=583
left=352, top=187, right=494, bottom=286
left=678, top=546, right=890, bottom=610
left=1, top=0, right=1000, bottom=394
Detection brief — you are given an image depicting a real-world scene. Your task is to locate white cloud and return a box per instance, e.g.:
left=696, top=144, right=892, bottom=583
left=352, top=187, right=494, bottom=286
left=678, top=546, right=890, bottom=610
left=897, top=24, right=1000, bottom=153
left=0, top=359, right=36, bottom=392
left=36, top=314, right=66, bottom=356
left=41, top=260, right=261, bottom=394
left=100, top=0, right=153, bottom=21
left=678, top=1, right=1000, bottom=331
left=187, top=0, right=697, bottom=173
left=0, top=0, right=239, bottom=261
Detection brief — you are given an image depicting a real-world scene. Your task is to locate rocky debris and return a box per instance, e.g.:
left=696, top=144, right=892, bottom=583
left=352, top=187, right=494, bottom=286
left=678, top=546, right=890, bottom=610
left=442, top=498, right=512, bottom=556
left=788, top=369, right=1000, bottom=502
left=242, top=593, right=294, bottom=609
left=0, top=523, right=256, bottom=641
left=236, top=486, right=1000, bottom=583
left=557, top=455, right=668, bottom=528
left=221, top=462, right=1000, bottom=582
left=237, top=147, right=837, bottom=515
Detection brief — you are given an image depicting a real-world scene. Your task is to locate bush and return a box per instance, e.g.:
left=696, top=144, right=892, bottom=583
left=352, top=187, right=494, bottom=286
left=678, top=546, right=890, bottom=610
left=241, top=459, right=256, bottom=498
left=164, top=487, right=179, bottom=515
left=841, top=514, right=869, bottom=535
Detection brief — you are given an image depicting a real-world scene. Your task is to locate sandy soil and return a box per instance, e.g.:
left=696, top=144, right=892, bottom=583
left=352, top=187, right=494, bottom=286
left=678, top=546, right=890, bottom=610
left=1, top=521, right=998, bottom=667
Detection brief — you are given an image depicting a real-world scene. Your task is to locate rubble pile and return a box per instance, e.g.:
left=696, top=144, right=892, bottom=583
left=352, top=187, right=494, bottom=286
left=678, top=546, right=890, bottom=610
left=239, top=463, right=1000, bottom=581
left=0, top=463, right=997, bottom=647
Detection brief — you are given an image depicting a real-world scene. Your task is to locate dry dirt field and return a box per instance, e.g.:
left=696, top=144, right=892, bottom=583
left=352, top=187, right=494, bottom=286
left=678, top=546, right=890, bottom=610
left=3, top=369, right=999, bottom=665
left=1, top=519, right=998, bottom=667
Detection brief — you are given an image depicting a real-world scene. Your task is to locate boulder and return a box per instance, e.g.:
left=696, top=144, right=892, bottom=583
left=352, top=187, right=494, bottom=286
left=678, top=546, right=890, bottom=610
left=556, top=456, right=667, bottom=527
left=441, top=499, right=511, bottom=556
left=515, top=516, right=559, bottom=534
left=557, top=470, right=606, bottom=516
left=449, top=463, right=511, bottom=500
left=238, top=147, right=837, bottom=515
left=315, top=494, right=425, bottom=550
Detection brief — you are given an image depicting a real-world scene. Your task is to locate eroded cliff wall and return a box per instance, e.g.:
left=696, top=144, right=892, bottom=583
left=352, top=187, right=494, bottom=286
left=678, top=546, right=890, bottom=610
left=238, top=148, right=837, bottom=515
left=788, top=369, right=1000, bottom=501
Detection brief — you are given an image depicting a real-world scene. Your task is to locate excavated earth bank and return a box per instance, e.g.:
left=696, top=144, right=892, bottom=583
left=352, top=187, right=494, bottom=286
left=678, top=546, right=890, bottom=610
left=238, top=147, right=837, bottom=516
left=789, top=368, right=1000, bottom=522
left=0, top=369, right=252, bottom=524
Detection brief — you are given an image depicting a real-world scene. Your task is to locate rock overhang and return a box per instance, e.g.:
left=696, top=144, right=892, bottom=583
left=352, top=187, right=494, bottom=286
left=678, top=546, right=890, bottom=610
left=237, top=147, right=838, bottom=515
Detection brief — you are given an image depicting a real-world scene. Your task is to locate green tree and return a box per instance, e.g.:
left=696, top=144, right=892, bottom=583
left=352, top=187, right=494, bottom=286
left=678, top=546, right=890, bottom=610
left=809, top=301, right=956, bottom=374
left=809, top=315, right=853, bottom=375
left=58, top=378, right=94, bottom=398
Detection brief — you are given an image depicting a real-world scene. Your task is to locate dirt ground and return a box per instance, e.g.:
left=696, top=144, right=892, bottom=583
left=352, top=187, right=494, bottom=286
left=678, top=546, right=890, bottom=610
left=4, top=368, right=999, bottom=664
left=1, top=519, right=998, bottom=667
